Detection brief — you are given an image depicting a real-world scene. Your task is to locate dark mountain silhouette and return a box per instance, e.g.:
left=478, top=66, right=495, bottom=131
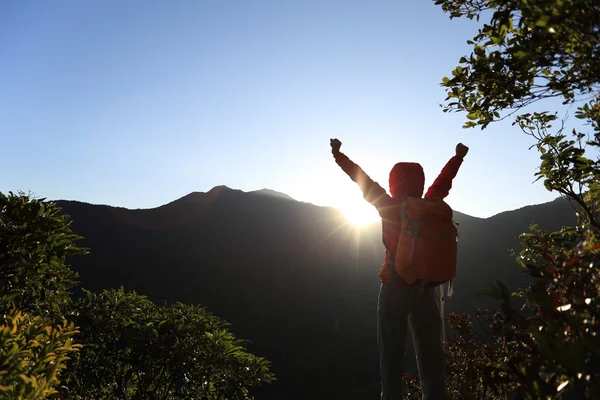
left=249, top=188, right=297, bottom=201
left=56, top=187, right=577, bottom=400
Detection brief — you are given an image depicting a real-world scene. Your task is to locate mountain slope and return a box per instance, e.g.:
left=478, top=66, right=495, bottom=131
left=56, top=188, right=576, bottom=400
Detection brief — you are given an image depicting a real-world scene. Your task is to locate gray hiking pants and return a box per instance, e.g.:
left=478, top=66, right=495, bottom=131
left=377, top=282, right=448, bottom=400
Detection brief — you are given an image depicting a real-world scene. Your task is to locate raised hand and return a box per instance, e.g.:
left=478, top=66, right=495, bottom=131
left=456, top=143, right=469, bottom=158
left=330, top=138, right=342, bottom=154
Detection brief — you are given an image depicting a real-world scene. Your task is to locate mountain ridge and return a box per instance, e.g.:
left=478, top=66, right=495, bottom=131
left=54, top=184, right=562, bottom=223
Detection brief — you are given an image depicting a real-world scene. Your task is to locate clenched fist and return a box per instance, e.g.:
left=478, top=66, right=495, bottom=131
left=330, top=138, right=342, bottom=154
left=456, top=143, right=469, bottom=158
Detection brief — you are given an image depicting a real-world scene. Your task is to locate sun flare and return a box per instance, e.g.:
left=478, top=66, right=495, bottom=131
left=340, top=201, right=380, bottom=227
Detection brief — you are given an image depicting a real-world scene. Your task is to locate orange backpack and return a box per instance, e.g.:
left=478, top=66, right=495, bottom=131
left=393, top=197, right=458, bottom=286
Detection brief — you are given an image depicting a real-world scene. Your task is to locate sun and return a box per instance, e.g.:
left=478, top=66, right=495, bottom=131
left=340, top=201, right=380, bottom=227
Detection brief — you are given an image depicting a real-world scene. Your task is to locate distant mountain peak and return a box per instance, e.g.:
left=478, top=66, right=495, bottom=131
left=165, top=186, right=235, bottom=206
left=167, top=186, right=294, bottom=208
left=209, top=185, right=233, bottom=192
left=249, top=188, right=296, bottom=201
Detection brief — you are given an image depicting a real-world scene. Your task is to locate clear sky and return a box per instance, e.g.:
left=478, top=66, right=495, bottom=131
left=1, top=0, right=563, bottom=224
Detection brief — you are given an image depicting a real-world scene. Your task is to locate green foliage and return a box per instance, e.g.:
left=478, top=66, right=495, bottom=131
left=437, top=225, right=600, bottom=399
left=436, top=0, right=600, bottom=129
left=1, top=191, right=274, bottom=399
left=61, top=288, right=274, bottom=399
left=483, top=227, right=600, bottom=398
left=514, top=110, right=600, bottom=229
left=444, top=312, right=510, bottom=399
left=0, top=191, right=88, bottom=320
left=0, top=310, right=80, bottom=399
left=0, top=191, right=86, bottom=399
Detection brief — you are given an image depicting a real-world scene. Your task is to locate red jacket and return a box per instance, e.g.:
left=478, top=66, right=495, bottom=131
left=333, top=151, right=464, bottom=285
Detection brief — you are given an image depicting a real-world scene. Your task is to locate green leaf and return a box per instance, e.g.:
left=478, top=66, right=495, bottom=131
left=514, top=50, right=528, bottom=58
left=496, top=281, right=512, bottom=305
left=535, top=15, right=551, bottom=28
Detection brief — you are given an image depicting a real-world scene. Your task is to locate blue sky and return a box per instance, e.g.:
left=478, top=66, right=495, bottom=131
left=1, top=0, right=564, bottom=223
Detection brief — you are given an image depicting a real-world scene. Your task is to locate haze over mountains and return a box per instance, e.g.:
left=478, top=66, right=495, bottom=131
left=56, top=186, right=577, bottom=399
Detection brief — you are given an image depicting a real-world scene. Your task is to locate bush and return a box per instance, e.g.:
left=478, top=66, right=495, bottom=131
left=60, top=287, right=274, bottom=399
left=0, top=192, right=86, bottom=398
left=0, top=310, right=80, bottom=399
left=0, top=191, right=87, bottom=320
left=1, top=191, right=274, bottom=399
